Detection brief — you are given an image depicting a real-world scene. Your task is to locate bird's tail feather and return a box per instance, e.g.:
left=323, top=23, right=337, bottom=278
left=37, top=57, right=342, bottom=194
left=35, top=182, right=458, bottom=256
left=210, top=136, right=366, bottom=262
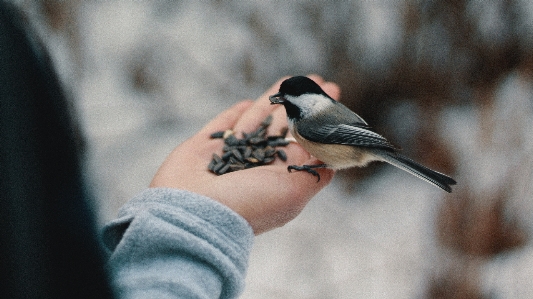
left=379, top=151, right=456, bottom=193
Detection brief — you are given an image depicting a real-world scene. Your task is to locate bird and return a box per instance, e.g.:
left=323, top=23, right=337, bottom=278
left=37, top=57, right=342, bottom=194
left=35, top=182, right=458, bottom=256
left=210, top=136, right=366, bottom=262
left=269, top=76, right=456, bottom=192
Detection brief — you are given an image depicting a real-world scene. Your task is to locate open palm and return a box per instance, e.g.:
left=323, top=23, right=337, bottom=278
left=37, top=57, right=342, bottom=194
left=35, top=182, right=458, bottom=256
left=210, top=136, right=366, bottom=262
left=150, top=75, right=341, bottom=234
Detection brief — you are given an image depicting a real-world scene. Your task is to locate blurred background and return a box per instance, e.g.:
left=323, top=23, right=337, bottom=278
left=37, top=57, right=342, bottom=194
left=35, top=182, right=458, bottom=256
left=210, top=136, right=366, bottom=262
left=10, top=0, right=533, bottom=298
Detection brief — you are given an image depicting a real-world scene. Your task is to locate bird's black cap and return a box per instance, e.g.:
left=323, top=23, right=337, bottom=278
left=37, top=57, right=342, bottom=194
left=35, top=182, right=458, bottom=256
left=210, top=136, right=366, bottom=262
left=278, top=76, right=329, bottom=97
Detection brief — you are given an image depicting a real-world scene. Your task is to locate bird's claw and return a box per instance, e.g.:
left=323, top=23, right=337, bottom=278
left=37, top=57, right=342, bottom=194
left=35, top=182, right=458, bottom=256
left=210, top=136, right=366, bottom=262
left=287, top=164, right=328, bottom=182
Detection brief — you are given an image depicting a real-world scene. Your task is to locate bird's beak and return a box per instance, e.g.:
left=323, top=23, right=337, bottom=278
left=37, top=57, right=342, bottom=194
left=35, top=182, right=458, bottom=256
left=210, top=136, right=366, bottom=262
left=269, top=92, right=285, bottom=105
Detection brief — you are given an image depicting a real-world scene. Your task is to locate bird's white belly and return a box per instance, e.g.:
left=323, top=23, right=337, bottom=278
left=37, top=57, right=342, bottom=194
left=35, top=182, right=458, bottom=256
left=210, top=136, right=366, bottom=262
left=291, top=126, right=377, bottom=170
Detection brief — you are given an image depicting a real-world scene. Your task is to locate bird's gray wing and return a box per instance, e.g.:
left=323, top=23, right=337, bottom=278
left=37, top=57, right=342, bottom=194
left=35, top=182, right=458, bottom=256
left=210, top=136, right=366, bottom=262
left=298, top=119, right=396, bottom=150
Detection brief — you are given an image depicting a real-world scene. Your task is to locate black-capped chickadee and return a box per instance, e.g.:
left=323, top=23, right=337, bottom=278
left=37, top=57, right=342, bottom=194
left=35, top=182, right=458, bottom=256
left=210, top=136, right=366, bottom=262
left=269, top=76, right=456, bottom=192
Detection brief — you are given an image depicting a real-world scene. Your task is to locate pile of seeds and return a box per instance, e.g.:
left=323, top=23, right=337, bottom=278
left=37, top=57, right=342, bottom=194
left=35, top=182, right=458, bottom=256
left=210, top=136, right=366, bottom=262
left=208, top=115, right=289, bottom=175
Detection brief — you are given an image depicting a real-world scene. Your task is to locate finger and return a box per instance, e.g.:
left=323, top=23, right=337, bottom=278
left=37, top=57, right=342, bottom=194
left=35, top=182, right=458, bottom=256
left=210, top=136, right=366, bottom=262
left=306, top=74, right=325, bottom=84
left=306, top=74, right=341, bottom=101
left=191, top=100, right=254, bottom=159
left=322, top=82, right=341, bottom=101
left=266, top=105, right=289, bottom=137
left=232, top=76, right=289, bottom=136
left=198, top=100, right=254, bottom=137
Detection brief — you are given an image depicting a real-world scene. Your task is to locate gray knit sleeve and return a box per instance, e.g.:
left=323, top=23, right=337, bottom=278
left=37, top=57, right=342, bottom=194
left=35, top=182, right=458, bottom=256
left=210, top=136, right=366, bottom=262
left=102, top=188, right=254, bottom=299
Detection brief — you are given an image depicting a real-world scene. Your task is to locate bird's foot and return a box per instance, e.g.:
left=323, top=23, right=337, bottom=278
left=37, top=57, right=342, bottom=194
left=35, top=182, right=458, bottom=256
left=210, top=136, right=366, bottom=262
left=287, top=164, right=328, bottom=182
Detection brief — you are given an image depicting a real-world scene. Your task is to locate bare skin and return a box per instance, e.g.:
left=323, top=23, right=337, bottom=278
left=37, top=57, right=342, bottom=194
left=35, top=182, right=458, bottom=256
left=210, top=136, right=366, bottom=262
left=150, top=75, right=341, bottom=234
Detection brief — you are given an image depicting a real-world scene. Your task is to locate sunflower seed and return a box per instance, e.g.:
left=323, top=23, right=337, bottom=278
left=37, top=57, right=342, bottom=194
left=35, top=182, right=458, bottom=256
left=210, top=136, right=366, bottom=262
left=263, top=157, right=275, bottom=164
left=243, top=146, right=252, bottom=159
left=249, top=137, right=266, bottom=145
left=264, top=146, right=276, bottom=157
left=212, top=153, right=223, bottom=164
left=223, top=129, right=234, bottom=139
left=252, top=149, right=265, bottom=161
left=225, top=135, right=240, bottom=146
left=207, top=159, right=216, bottom=171
left=277, top=149, right=287, bottom=161
left=210, top=131, right=225, bottom=139
left=228, top=157, right=240, bottom=165
left=261, top=115, right=273, bottom=127
left=217, top=163, right=231, bottom=174
left=221, top=151, right=233, bottom=161
left=207, top=114, right=290, bottom=175
left=253, top=127, right=266, bottom=138
left=268, top=139, right=290, bottom=147
left=212, top=161, right=226, bottom=173
left=245, top=157, right=260, bottom=163
left=231, top=148, right=244, bottom=162
left=229, top=163, right=245, bottom=171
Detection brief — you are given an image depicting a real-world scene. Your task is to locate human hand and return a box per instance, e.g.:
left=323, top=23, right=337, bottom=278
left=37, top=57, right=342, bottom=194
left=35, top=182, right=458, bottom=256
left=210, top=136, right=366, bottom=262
left=150, top=75, right=341, bottom=234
